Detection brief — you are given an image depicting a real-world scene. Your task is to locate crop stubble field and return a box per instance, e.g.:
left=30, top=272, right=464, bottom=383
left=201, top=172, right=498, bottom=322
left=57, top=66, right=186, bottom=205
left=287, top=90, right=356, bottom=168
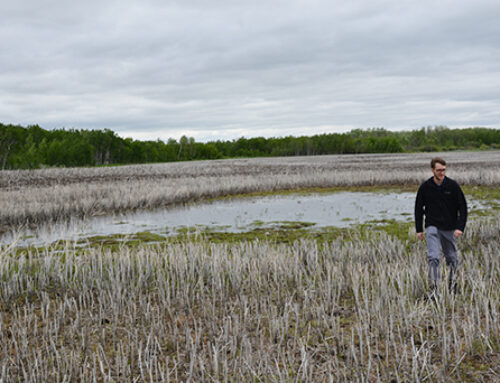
left=1, top=151, right=500, bottom=382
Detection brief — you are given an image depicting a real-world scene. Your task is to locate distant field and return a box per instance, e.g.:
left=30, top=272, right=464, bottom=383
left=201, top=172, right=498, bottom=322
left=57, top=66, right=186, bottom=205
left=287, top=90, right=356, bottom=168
left=1, top=151, right=500, bottom=232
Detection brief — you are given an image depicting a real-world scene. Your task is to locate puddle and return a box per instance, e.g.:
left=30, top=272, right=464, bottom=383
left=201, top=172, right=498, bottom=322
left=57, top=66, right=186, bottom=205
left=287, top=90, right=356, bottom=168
left=2, top=191, right=484, bottom=247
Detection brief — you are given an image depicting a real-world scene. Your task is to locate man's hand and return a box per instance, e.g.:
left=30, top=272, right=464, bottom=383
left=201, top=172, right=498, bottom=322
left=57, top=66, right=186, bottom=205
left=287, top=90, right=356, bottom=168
left=417, top=232, right=424, bottom=241
left=454, top=229, right=463, bottom=238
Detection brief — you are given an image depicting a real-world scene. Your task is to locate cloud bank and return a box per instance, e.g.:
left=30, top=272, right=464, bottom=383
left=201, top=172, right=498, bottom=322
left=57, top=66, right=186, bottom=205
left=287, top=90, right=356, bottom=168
left=1, top=0, right=499, bottom=141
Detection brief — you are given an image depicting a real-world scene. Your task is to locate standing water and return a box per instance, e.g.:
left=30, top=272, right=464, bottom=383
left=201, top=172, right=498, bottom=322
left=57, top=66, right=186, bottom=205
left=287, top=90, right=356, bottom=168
left=2, top=191, right=482, bottom=247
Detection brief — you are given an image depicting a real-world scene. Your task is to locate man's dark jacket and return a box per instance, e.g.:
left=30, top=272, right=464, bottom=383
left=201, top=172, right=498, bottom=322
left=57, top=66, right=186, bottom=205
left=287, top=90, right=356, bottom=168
left=415, top=176, right=467, bottom=233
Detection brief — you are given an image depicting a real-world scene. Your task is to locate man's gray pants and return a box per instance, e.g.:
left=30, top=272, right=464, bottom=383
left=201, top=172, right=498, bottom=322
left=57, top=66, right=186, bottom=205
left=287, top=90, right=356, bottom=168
left=426, top=226, right=457, bottom=290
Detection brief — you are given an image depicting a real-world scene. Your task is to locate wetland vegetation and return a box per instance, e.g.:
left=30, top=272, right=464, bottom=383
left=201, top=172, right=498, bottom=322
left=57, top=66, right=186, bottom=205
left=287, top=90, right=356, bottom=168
left=0, top=151, right=499, bottom=381
left=2, top=150, right=500, bottom=233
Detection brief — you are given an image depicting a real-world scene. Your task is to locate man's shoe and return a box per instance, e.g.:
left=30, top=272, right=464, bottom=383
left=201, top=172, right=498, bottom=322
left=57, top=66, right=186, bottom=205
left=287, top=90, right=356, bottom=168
left=424, top=284, right=438, bottom=302
left=424, top=290, right=438, bottom=302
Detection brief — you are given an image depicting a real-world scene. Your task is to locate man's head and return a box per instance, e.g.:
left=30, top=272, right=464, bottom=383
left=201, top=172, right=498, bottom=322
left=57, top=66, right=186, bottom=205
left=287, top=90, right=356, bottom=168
left=430, top=157, right=446, bottom=184
left=431, top=157, right=446, bottom=169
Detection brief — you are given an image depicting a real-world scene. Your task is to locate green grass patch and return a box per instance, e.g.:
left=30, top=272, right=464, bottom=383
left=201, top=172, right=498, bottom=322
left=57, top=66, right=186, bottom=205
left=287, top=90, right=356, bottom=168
left=464, top=185, right=500, bottom=202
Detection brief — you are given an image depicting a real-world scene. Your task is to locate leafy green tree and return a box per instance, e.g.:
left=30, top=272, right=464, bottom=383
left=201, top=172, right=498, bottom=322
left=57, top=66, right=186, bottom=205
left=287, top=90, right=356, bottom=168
left=0, top=124, right=23, bottom=169
left=1, top=122, right=499, bottom=169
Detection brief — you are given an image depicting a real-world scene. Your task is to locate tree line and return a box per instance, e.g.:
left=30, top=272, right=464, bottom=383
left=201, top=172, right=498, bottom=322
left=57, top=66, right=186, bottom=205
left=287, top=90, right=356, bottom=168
left=1, top=123, right=499, bottom=169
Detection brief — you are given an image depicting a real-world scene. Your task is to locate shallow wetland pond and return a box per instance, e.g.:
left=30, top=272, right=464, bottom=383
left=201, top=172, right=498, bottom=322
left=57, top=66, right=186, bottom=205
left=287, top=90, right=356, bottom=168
left=4, top=191, right=486, bottom=247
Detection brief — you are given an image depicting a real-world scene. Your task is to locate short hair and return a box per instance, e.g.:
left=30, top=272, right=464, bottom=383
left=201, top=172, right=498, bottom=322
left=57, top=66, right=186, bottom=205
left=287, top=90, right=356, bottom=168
left=430, top=157, right=446, bottom=169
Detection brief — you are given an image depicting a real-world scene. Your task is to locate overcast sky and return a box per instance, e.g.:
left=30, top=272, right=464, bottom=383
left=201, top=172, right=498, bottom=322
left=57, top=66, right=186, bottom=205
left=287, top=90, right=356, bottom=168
left=1, top=0, right=500, bottom=142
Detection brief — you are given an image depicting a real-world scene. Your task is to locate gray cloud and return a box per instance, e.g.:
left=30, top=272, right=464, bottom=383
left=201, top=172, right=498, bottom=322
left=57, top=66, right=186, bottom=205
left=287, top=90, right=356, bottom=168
left=1, top=0, right=500, bottom=141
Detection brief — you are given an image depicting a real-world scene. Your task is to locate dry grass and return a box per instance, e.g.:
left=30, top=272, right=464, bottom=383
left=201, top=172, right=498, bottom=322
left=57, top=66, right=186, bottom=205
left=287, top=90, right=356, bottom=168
left=1, top=215, right=499, bottom=381
left=2, top=151, right=500, bottom=231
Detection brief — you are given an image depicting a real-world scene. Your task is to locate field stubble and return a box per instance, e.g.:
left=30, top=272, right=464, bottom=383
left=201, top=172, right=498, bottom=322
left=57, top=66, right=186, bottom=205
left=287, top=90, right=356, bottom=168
left=0, top=216, right=499, bottom=381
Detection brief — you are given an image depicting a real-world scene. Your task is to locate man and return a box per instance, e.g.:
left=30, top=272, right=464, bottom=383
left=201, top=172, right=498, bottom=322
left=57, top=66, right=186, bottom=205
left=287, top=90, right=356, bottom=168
left=415, top=157, right=467, bottom=296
